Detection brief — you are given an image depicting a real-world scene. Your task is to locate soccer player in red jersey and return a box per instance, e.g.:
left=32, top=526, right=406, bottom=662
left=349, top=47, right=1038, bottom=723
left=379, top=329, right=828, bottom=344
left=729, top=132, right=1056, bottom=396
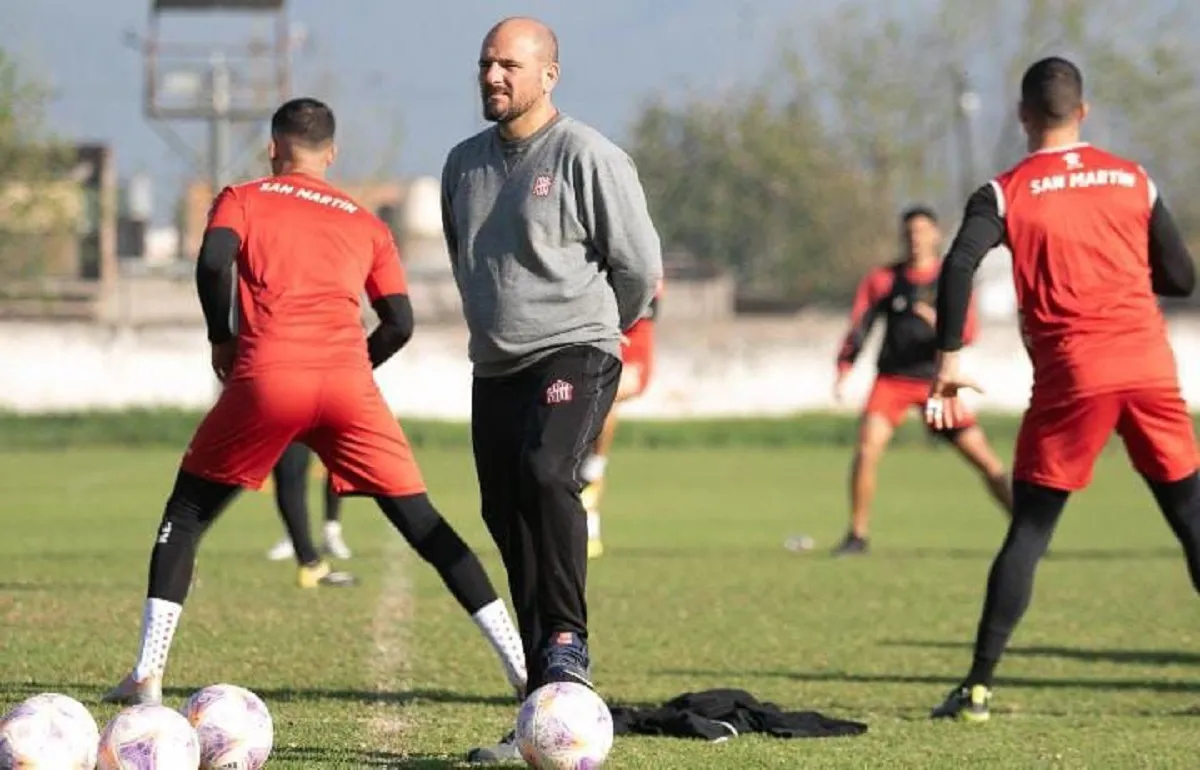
left=832, top=207, right=1013, bottom=556
left=926, top=57, right=1200, bottom=720
left=103, top=98, right=526, bottom=706
left=578, top=282, right=662, bottom=559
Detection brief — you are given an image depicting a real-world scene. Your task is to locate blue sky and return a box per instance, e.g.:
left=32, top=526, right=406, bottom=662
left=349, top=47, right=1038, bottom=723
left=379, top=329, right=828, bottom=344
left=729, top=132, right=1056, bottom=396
left=5, top=0, right=859, bottom=222
left=7, top=0, right=1185, bottom=224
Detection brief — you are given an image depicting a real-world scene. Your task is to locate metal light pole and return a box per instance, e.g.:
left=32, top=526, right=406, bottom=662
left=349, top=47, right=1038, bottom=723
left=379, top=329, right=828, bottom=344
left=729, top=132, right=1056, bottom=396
left=952, top=69, right=981, bottom=204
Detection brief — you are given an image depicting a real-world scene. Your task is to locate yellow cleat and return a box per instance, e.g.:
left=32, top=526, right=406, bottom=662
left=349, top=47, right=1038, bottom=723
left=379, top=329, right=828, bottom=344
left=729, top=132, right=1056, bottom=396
left=297, top=560, right=358, bottom=589
left=587, top=539, right=604, bottom=559
left=931, top=683, right=991, bottom=721
left=580, top=483, right=599, bottom=512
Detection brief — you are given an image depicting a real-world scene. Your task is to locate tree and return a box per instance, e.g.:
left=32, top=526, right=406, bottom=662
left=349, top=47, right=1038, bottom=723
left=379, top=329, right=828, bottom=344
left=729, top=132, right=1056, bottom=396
left=0, top=47, right=75, bottom=281
left=629, top=0, right=1200, bottom=304
left=628, top=60, right=894, bottom=305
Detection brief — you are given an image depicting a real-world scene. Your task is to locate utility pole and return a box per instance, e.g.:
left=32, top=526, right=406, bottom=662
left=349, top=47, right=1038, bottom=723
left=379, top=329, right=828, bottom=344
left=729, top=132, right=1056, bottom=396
left=951, top=68, right=981, bottom=205
left=133, top=0, right=296, bottom=202
left=208, top=53, right=233, bottom=192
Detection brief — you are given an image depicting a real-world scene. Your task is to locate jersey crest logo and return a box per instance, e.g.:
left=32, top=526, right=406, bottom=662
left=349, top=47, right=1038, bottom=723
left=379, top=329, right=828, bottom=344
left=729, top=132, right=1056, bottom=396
left=891, top=295, right=909, bottom=312
left=532, top=174, right=553, bottom=197
left=545, top=378, right=573, bottom=405
left=1063, top=151, right=1083, bottom=170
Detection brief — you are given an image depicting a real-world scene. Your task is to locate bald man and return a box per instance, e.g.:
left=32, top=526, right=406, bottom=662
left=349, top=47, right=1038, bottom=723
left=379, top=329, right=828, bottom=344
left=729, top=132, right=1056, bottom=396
left=441, top=16, right=663, bottom=764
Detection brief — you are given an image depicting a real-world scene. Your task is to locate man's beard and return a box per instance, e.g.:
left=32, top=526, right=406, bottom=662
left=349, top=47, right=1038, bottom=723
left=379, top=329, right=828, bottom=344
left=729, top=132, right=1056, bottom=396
left=482, top=91, right=530, bottom=124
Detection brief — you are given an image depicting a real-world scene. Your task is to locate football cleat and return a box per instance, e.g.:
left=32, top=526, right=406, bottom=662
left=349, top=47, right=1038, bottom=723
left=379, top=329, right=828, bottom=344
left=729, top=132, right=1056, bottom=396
left=831, top=533, right=869, bottom=557
left=541, top=631, right=593, bottom=690
left=322, top=522, right=353, bottom=560
left=266, top=537, right=295, bottom=561
left=297, top=561, right=357, bottom=589
left=101, top=671, right=163, bottom=706
left=465, top=730, right=520, bottom=764
left=931, top=683, right=992, bottom=722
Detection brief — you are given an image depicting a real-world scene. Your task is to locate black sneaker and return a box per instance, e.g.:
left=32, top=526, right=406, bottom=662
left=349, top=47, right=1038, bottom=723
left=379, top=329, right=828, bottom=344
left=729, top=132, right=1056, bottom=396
left=832, top=533, right=869, bottom=557
left=931, top=683, right=992, bottom=722
left=465, top=730, right=521, bottom=764
left=540, top=631, right=593, bottom=689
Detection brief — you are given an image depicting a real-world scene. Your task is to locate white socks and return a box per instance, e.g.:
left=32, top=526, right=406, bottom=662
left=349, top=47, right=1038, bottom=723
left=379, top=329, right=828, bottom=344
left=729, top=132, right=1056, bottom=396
left=472, top=599, right=527, bottom=696
left=580, top=454, right=607, bottom=484
left=587, top=510, right=601, bottom=540
left=133, top=598, right=182, bottom=681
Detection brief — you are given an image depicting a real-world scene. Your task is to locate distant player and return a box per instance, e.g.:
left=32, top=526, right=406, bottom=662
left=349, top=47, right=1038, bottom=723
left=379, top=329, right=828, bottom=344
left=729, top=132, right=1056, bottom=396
left=925, top=57, right=1200, bottom=720
left=103, top=97, right=526, bottom=706
left=832, top=206, right=1013, bottom=556
left=578, top=282, right=661, bottom=558
left=265, top=443, right=354, bottom=565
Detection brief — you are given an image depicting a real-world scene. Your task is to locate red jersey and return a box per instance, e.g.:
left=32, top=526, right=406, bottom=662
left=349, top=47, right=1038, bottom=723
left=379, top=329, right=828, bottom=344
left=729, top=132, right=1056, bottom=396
left=990, top=143, right=1174, bottom=397
left=206, top=173, right=407, bottom=377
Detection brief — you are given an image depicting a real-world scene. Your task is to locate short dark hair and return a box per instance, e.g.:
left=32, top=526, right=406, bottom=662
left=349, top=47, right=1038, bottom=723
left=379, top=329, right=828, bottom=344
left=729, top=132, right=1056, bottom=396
left=1020, top=57, right=1083, bottom=128
left=901, top=204, right=938, bottom=225
left=270, top=97, right=336, bottom=147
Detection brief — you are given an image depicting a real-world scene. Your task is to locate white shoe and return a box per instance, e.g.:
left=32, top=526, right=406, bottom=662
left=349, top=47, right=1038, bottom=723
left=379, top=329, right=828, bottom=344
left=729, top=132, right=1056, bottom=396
left=101, top=671, right=163, bottom=706
left=266, top=538, right=295, bottom=561
left=322, top=523, right=352, bottom=560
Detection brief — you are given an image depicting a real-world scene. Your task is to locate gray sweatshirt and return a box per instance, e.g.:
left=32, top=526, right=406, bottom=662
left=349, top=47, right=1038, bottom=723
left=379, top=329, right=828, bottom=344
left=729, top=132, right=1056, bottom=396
left=440, top=114, right=664, bottom=377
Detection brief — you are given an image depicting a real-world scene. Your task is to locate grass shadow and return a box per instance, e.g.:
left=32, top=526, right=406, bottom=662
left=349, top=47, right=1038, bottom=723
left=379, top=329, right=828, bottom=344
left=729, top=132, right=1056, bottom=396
left=881, top=640, right=1200, bottom=667
left=267, top=745, right=463, bottom=768
left=0, top=682, right=513, bottom=709
left=651, top=668, right=1200, bottom=694
left=863, top=547, right=1181, bottom=561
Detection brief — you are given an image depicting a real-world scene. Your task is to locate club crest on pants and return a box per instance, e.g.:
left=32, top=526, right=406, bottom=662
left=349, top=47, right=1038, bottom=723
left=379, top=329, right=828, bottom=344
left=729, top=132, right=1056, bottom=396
left=545, top=379, right=574, bottom=405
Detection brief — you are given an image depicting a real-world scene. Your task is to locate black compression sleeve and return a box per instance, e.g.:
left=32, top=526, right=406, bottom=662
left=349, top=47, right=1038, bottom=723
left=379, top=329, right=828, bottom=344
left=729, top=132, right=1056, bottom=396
left=195, top=227, right=240, bottom=344
left=367, top=293, right=415, bottom=368
left=937, top=185, right=1005, bottom=351
left=1148, top=198, right=1195, bottom=297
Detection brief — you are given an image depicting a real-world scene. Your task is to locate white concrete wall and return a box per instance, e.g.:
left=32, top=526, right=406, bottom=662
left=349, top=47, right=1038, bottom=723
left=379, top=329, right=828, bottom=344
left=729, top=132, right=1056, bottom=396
left=5, top=314, right=1200, bottom=418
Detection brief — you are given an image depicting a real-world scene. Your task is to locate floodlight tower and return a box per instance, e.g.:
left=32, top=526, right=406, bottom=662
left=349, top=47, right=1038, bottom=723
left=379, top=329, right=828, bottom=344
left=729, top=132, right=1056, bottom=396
left=138, top=0, right=296, bottom=194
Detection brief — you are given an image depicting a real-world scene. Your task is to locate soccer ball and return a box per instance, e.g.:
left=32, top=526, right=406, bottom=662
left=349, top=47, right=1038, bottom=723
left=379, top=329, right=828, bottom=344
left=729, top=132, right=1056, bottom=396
left=181, top=684, right=273, bottom=770
left=98, top=704, right=201, bottom=770
left=515, top=682, right=614, bottom=769
left=0, top=692, right=99, bottom=769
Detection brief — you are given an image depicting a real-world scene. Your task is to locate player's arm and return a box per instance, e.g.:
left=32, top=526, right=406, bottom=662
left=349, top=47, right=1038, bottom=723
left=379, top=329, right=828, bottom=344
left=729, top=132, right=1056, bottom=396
left=1147, top=192, right=1195, bottom=297
left=836, top=270, right=885, bottom=375
left=364, top=226, right=415, bottom=369
left=577, top=147, right=664, bottom=330
left=960, top=292, right=981, bottom=346
left=439, top=153, right=461, bottom=283
left=936, top=183, right=1006, bottom=352
left=195, top=187, right=245, bottom=345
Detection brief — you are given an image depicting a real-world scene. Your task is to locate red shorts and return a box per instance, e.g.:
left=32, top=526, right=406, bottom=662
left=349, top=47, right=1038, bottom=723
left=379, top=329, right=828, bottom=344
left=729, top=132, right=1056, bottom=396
left=864, top=374, right=977, bottom=432
left=1014, top=387, right=1200, bottom=491
left=619, top=319, right=655, bottom=398
left=181, top=371, right=425, bottom=497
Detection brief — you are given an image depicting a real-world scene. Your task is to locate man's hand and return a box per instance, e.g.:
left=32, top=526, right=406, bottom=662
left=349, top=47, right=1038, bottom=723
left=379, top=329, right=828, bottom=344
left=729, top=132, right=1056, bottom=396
left=211, top=340, right=237, bottom=383
left=833, top=370, right=849, bottom=403
left=913, top=300, right=936, bottom=327
left=924, top=350, right=983, bottom=430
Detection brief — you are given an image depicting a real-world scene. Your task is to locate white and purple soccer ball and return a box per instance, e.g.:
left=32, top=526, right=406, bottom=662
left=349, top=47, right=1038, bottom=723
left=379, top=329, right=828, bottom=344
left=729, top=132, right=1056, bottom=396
left=98, top=703, right=200, bottom=770
left=0, top=692, right=100, bottom=770
left=181, top=684, right=273, bottom=770
left=515, top=682, right=613, bottom=770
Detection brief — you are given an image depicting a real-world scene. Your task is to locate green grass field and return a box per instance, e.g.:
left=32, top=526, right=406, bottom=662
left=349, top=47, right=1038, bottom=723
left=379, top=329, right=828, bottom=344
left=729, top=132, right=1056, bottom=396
left=1, top=438, right=1197, bottom=768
